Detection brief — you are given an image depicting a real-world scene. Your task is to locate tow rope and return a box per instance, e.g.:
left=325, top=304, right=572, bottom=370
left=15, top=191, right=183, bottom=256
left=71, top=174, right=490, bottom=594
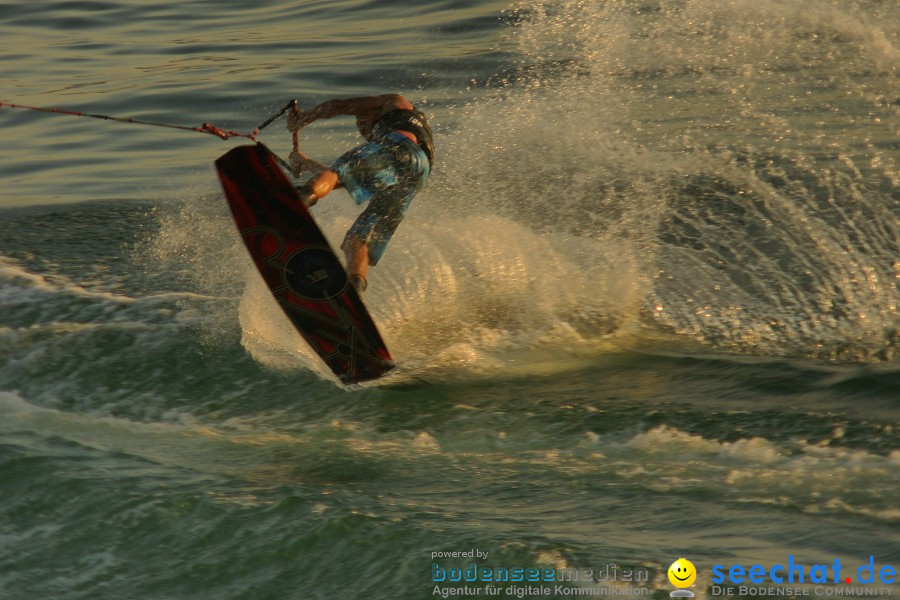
left=0, top=99, right=299, bottom=142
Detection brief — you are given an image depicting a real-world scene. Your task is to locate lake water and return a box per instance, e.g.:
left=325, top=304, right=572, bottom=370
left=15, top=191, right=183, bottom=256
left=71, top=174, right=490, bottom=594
left=0, top=1, right=898, bottom=599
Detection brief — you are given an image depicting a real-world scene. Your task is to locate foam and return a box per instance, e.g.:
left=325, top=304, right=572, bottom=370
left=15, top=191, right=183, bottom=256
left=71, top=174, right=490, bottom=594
left=0, top=253, right=224, bottom=309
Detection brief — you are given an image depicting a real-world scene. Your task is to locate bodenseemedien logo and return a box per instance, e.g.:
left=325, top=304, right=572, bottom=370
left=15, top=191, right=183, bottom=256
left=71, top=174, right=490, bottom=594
left=429, top=557, right=651, bottom=598
left=668, top=558, right=697, bottom=598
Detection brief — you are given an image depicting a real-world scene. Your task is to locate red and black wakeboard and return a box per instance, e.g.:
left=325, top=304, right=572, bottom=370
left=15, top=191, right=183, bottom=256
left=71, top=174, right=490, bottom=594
left=215, top=143, right=394, bottom=384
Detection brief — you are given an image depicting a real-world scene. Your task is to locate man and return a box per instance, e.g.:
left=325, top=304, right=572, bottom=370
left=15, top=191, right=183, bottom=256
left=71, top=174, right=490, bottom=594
left=286, top=94, right=434, bottom=293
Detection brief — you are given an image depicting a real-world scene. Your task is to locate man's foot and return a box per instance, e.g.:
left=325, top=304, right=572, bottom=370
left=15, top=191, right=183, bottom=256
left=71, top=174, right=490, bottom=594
left=348, top=273, right=367, bottom=294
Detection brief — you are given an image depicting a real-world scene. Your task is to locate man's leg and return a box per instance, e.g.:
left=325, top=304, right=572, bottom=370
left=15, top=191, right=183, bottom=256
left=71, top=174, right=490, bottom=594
left=297, top=169, right=340, bottom=207
left=343, top=237, right=369, bottom=292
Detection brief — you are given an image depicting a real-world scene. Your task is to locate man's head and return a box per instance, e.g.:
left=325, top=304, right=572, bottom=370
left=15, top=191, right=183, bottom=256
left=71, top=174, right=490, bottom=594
left=357, top=105, right=396, bottom=139
left=357, top=96, right=413, bottom=139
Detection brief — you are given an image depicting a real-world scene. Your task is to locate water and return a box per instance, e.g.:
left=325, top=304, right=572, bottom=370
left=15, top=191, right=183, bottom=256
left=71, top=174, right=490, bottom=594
left=0, top=1, right=898, bottom=599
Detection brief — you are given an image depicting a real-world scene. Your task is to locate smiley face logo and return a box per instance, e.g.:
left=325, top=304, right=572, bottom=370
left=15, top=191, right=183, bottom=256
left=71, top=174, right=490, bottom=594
left=667, top=558, right=697, bottom=588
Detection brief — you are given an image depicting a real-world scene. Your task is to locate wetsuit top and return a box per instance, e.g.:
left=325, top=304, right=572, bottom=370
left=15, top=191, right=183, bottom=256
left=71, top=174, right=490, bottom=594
left=369, top=108, right=435, bottom=166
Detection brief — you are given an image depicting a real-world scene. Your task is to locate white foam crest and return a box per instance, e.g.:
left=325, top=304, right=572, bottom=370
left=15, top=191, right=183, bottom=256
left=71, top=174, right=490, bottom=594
left=630, top=424, right=898, bottom=467
left=0, top=390, right=273, bottom=477
left=621, top=425, right=899, bottom=519
left=0, top=253, right=222, bottom=308
left=0, top=391, right=444, bottom=490
left=0, top=255, right=136, bottom=305
left=630, top=425, right=782, bottom=464
left=344, top=427, right=443, bottom=457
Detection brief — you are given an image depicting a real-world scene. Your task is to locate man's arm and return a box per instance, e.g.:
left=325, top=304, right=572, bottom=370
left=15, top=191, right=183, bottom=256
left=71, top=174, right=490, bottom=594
left=287, top=94, right=412, bottom=132
left=289, top=149, right=329, bottom=176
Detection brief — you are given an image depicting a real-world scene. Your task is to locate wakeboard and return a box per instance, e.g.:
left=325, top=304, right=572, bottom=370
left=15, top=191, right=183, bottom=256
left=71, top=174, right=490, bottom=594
left=215, top=143, right=395, bottom=384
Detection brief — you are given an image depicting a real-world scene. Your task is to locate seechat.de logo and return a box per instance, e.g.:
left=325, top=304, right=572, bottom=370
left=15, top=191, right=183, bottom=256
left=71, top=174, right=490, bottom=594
left=711, top=556, right=896, bottom=586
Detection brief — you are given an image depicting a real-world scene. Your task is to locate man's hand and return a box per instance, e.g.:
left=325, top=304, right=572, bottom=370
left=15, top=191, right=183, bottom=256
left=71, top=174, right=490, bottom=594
left=289, top=150, right=306, bottom=174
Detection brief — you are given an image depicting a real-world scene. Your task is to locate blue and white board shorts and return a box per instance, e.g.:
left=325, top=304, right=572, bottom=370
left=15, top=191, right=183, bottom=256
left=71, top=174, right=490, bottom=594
left=331, top=132, right=431, bottom=265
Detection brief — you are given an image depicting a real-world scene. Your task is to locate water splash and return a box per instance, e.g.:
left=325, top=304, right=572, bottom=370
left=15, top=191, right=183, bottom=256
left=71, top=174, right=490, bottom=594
left=149, top=0, right=898, bottom=379
left=442, top=0, right=900, bottom=363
